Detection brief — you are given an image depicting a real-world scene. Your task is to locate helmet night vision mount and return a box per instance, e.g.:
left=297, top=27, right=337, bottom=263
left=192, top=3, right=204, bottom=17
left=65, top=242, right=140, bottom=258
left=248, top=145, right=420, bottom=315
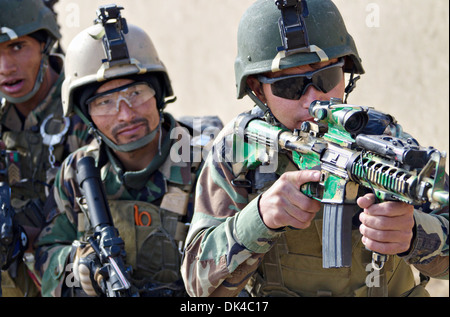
left=276, top=0, right=310, bottom=56
left=94, top=4, right=130, bottom=68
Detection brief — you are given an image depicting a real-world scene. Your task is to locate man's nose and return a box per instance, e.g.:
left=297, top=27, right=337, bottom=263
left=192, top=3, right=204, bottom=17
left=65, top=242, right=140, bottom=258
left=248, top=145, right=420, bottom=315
left=116, top=98, right=135, bottom=119
left=0, top=53, right=16, bottom=76
left=300, top=85, right=325, bottom=109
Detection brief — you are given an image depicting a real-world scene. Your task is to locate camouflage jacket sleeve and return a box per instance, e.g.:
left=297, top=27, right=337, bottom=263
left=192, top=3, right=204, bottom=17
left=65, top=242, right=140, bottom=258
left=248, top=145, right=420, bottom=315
left=401, top=207, right=449, bottom=279
left=390, top=122, right=449, bottom=280
left=181, top=120, right=283, bottom=297
left=34, top=149, right=86, bottom=297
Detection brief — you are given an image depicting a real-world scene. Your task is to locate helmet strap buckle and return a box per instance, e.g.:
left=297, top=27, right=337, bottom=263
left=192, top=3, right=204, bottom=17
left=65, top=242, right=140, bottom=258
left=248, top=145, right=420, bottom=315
left=344, top=67, right=361, bottom=103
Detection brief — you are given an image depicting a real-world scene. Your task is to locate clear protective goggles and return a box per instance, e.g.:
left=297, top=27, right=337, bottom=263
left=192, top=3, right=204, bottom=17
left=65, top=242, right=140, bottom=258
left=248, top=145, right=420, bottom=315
left=86, top=82, right=156, bottom=116
left=257, top=59, right=345, bottom=100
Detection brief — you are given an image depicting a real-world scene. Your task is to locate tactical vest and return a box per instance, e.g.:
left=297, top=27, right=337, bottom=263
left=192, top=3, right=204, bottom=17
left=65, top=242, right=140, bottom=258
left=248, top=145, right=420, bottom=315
left=241, top=157, right=430, bottom=297
left=109, top=186, right=190, bottom=294
left=76, top=184, right=191, bottom=296
left=1, top=80, right=69, bottom=228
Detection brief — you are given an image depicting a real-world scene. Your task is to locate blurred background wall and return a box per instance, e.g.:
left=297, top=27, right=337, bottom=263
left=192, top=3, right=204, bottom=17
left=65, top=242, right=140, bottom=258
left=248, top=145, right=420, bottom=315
left=53, top=0, right=449, bottom=296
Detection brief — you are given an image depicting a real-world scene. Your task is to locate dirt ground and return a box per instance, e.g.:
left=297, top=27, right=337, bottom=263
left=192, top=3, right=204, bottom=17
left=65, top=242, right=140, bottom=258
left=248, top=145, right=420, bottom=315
left=53, top=0, right=449, bottom=297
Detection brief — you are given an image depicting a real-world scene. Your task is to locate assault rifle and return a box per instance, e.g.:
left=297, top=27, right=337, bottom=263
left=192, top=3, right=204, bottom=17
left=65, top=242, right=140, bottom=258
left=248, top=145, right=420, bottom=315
left=76, top=156, right=136, bottom=297
left=0, top=182, right=12, bottom=297
left=234, top=99, right=448, bottom=269
left=0, top=150, right=27, bottom=297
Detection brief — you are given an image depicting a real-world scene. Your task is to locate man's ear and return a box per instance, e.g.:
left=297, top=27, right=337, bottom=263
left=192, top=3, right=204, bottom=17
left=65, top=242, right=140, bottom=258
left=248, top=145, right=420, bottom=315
left=246, top=76, right=266, bottom=103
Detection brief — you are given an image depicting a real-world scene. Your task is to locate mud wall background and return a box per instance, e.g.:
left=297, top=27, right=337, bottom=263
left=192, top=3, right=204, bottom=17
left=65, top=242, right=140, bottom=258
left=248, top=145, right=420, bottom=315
left=53, top=0, right=449, bottom=296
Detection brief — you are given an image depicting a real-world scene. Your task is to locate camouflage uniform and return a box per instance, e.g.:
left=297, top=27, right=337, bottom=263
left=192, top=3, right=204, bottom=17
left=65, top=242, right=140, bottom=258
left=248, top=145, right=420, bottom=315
left=35, top=113, right=199, bottom=297
left=181, top=107, right=449, bottom=297
left=0, top=55, right=92, bottom=296
left=30, top=5, right=224, bottom=297
left=1, top=0, right=92, bottom=296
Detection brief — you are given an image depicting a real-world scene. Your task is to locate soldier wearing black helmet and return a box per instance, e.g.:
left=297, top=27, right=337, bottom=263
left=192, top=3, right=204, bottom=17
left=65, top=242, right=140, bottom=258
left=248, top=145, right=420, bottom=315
left=181, top=0, right=448, bottom=297
left=0, top=0, right=91, bottom=296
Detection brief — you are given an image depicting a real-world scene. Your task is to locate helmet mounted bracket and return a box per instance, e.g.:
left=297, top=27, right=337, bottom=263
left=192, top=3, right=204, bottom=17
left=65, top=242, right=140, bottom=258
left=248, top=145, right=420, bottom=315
left=276, top=0, right=310, bottom=56
left=272, top=0, right=329, bottom=72
left=95, top=5, right=130, bottom=68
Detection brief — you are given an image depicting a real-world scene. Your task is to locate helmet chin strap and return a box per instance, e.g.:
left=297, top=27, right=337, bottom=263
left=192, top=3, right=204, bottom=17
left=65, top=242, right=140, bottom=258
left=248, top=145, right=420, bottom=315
left=93, top=94, right=169, bottom=153
left=0, top=55, right=49, bottom=104
left=344, top=67, right=360, bottom=103
left=245, top=87, right=284, bottom=127
left=74, top=81, right=170, bottom=154
left=96, top=122, right=161, bottom=153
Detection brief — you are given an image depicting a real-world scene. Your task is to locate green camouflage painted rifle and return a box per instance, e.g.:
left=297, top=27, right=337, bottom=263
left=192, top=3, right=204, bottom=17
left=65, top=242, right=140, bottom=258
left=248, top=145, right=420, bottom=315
left=235, top=99, right=448, bottom=269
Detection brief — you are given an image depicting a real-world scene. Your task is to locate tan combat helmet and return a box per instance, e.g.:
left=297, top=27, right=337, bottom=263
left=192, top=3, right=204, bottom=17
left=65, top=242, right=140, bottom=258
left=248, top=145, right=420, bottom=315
left=61, top=5, right=174, bottom=152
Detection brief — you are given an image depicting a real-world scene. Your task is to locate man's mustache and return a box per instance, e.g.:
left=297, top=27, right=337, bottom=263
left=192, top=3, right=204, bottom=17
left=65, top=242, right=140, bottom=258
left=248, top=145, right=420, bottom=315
left=112, top=118, right=150, bottom=142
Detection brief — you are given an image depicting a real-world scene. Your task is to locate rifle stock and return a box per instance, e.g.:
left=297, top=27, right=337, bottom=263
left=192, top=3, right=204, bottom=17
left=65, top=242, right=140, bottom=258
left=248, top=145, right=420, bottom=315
left=235, top=99, right=449, bottom=269
left=76, top=156, right=135, bottom=297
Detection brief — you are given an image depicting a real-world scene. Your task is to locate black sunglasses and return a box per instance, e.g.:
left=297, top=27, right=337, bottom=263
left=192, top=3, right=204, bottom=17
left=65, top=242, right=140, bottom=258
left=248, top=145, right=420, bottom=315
left=257, top=59, right=345, bottom=100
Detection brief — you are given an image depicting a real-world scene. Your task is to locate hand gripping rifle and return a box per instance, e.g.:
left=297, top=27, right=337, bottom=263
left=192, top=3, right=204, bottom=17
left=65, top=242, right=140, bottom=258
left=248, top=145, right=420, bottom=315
left=76, top=156, right=136, bottom=297
left=234, top=99, right=448, bottom=269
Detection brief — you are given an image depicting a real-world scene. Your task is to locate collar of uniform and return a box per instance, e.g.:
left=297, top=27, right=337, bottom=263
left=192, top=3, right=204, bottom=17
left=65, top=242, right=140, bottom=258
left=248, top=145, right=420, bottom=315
left=159, top=113, right=193, bottom=186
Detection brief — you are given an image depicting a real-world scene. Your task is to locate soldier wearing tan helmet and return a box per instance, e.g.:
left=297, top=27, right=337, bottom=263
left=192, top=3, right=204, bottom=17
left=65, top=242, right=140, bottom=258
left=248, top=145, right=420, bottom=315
left=181, top=0, right=448, bottom=297
left=0, top=0, right=92, bottom=297
left=34, top=5, right=221, bottom=297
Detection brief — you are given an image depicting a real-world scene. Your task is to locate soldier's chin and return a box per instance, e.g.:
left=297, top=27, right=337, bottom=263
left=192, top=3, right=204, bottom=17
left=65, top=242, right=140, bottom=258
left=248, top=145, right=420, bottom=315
left=114, top=131, right=147, bottom=145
